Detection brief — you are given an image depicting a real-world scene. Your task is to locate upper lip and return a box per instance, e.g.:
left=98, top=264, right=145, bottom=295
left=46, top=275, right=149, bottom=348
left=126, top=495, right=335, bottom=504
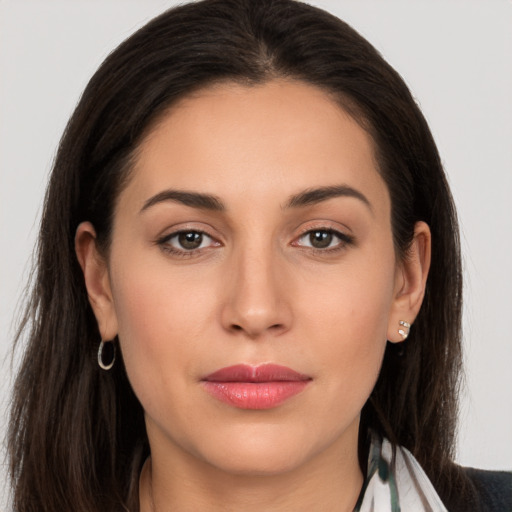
left=202, top=363, right=311, bottom=382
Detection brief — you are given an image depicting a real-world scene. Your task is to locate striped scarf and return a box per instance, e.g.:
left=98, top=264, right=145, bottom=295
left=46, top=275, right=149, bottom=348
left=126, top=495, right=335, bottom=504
left=355, top=435, right=447, bottom=511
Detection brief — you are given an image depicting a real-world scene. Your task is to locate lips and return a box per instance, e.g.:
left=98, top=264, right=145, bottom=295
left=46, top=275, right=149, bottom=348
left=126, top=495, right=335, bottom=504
left=201, top=364, right=311, bottom=409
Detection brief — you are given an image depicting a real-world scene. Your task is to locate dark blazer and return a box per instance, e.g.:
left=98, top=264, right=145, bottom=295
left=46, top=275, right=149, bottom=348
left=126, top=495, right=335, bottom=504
left=463, top=468, right=512, bottom=512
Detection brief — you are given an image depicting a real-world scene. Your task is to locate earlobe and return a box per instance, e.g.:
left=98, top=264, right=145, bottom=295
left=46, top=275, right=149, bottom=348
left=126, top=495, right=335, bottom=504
left=387, top=221, right=431, bottom=343
left=75, top=222, right=118, bottom=340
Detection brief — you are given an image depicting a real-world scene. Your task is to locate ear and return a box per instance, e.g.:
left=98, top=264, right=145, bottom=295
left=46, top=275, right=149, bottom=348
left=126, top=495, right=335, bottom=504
left=75, top=222, right=118, bottom=340
left=387, top=221, right=431, bottom=343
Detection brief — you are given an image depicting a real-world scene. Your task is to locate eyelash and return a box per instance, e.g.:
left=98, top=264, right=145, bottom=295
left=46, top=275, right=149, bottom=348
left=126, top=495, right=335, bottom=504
left=293, top=228, right=354, bottom=254
left=156, top=227, right=354, bottom=258
left=156, top=230, right=218, bottom=258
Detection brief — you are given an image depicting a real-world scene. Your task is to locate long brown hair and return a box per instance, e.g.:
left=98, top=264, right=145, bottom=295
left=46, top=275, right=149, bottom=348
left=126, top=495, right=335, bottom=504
left=9, top=0, right=474, bottom=510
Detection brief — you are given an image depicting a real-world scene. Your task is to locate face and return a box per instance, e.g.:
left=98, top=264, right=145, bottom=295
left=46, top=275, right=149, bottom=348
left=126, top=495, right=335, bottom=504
left=79, top=80, right=426, bottom=477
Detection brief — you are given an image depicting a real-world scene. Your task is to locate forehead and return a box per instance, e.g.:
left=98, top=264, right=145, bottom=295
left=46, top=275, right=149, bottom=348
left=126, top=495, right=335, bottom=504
left=123, top=79, right=388, bottom=213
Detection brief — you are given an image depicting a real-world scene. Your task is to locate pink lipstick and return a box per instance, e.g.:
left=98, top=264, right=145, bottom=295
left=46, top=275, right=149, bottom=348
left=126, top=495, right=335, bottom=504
left=201, top=364, right=311, bottom=409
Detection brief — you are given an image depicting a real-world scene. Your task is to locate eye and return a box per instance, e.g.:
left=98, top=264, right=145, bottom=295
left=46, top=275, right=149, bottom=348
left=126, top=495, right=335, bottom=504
left=158, top=230, right=219, bottom=254
left=294, top=229, right=352, bottom=250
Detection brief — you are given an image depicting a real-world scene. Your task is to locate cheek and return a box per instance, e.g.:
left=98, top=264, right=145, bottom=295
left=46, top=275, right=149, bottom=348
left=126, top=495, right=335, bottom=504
left=299, top=249, right=396, bottom=341
left=111, top=246, right=219, bottom=339
left=108, top=256, right=219, bottom=412
left=296, top=254, right=396, bottom=414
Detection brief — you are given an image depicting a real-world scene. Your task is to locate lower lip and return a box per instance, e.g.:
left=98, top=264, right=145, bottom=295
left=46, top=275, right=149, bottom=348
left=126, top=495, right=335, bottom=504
left=202, top=381, right=309, bottom=409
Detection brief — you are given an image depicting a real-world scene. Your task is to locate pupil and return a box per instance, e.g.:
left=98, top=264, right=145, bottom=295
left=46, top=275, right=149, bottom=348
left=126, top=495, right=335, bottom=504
left=310, top=231, right=332, bottom=248
left=179, top=232, right=202, bottom=249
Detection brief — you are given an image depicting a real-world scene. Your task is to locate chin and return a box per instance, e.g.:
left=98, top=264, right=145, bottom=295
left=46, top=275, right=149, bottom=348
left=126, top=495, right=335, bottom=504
left=208, top=446, right=308, bottom=477
left=192, top=423, right=327, bottom=477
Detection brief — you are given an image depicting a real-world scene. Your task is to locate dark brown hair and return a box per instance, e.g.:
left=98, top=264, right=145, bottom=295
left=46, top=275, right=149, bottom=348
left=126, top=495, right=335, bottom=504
left=9, top=0, right=474, bottom=510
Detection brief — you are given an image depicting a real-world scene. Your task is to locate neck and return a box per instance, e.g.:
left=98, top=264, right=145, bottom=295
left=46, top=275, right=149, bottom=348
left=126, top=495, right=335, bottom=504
left=139, top=432, right=363, bottom=512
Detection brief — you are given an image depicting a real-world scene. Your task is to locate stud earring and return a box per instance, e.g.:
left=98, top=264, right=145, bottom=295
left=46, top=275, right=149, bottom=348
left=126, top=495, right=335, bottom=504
left=98, top=339, right=116, bottom=370
left=398, top=320, right=411, bottom=340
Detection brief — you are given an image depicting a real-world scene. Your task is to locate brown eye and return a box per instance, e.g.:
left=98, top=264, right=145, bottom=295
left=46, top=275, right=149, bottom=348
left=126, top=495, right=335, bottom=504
left=293, top=228, right=353, bottom=252
left=309, top=231, right=333, bottom=249
left=160, top=230, right=216, bottom=252
left=178, top=232, right=203, bottom=250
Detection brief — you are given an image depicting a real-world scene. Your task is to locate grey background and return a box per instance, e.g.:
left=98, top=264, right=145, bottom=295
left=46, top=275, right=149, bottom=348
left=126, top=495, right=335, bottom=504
left=1, top=0, right=511, bottom=508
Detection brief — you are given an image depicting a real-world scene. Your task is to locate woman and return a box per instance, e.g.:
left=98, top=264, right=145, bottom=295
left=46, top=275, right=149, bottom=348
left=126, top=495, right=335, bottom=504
left=7, top=0, right=511, bottom=510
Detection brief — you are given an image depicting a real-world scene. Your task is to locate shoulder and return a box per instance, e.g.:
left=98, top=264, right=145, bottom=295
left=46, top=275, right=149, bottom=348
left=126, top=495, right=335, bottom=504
left=463, top=467, right=512, bottom=512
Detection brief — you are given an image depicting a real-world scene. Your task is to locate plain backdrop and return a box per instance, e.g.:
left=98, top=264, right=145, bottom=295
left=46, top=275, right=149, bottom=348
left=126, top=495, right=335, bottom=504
left=1, top=0, right=511, bottom=508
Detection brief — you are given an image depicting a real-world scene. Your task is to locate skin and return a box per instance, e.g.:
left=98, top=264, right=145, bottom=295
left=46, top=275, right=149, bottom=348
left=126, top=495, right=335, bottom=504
left=76, top=80, right=430, bottom=511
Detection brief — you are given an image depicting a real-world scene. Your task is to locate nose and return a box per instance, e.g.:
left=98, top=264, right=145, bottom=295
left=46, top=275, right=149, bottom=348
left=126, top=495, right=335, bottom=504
left=221, top=246, right=292, bottom=339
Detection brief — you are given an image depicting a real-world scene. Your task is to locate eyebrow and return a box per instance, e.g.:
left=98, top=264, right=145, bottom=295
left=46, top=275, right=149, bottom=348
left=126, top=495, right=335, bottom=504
left=286, top=185, right=373, bottom=212
left=140, top=189, right=225, bottom=213
left=140, top=184, right=372, bottom=214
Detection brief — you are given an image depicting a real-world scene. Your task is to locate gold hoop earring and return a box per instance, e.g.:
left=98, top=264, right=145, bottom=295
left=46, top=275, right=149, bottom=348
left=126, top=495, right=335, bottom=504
left=398, top=320, right=411, bottom=340
left=98, top=339, right=116, bottom=370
